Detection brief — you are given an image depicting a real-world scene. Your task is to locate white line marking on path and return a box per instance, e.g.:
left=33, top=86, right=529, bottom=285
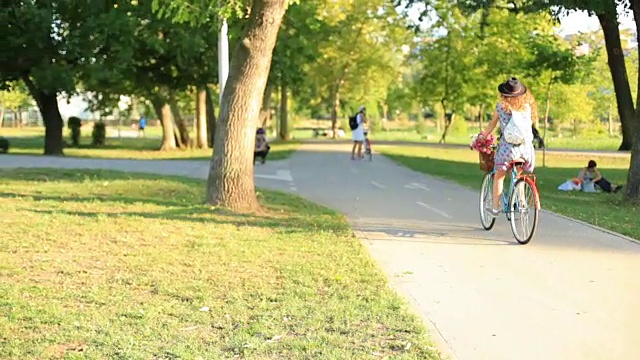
left=255, top=169, right=293, bottom=182
left=416, top=201, right=452, bottom=219
left=404, top=182, right=430, bottom=191
left=371, top=181, right=386, bottom=189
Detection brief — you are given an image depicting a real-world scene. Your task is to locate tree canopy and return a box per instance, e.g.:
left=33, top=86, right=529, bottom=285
left=4, top=0, right=640, bottom=204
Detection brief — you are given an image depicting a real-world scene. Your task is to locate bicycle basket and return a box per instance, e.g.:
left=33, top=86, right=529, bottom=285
left=479, top=151, right=495, bottom=172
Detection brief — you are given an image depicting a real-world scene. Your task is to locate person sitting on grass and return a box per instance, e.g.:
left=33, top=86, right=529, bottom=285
left=254, top=127, right=270, bottom=165
left=578, top=160, right=623, bottom=193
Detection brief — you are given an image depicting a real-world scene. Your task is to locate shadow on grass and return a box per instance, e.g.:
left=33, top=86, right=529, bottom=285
left=7, top=135, right=163, bottom=151
left=2, top=168, right=346, bottom=236
left=5, top=136, right=300, bottom=161
left=0, top=168, right=167, bottom=182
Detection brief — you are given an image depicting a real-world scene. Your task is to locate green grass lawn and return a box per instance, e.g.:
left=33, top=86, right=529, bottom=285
left=0, top=169, right=440, bottom=359
left=378, top=145, right=640, bottom=240
left=1, top=127, right=299, bottom=161
left=291, top=126, right=624, bottom=151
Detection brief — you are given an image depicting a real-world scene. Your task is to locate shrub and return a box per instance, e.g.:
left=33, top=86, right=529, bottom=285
left=68, top=116, right=82, bottom=147
left=92, top=121, right=106, bottom=147
left=369, top=117, right=384, bottom=134
left=0, top=137, right=9, bottom=154
left=414, top=119, right=429, bottom=135
left=448, top=115, right=469, bottom=137
left=339, top=117, right=350, bottom=132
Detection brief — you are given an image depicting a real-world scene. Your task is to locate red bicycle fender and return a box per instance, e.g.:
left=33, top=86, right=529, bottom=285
left=524, top=177, right=541, bottom=210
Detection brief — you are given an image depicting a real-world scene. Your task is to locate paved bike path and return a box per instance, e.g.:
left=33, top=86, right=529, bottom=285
left=286, top=143, right=640, bottom=360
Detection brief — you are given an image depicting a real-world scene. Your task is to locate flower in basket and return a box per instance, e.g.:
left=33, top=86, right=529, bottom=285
left=470, top=133, right=495, bottom=154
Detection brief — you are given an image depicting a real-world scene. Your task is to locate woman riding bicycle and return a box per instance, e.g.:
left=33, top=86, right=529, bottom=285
left=479, top=77, right=538, bottom=217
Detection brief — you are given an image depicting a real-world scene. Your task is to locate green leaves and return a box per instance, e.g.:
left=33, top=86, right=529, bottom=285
left=298, top=0, right=414, bottom=114
left=0, top=0, right=118, bottom=93
left=0, top=82, right=32, bottom=111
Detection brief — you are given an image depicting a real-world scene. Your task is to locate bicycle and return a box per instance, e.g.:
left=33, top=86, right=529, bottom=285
left=363, top=131, right=372, bottom=162
left=478, top=146, right=541, bottom=244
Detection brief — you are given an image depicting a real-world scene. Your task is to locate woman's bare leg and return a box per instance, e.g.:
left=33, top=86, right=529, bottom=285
left=493, top=169, right=506, bottom=212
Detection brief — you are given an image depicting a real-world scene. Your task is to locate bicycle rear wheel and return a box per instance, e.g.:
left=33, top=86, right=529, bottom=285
left=509, top=178, right=539, bottom=244
left=479, top=172, right=496, bottom=230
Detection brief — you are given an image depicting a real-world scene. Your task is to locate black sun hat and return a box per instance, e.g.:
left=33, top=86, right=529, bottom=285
left=498, top=77, right=527, bottom=97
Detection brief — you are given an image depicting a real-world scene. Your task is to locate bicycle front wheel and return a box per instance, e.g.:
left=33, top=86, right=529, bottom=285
left=479, top=172, right=496, bottom=230
left=509, top=178, right=539, bottom=244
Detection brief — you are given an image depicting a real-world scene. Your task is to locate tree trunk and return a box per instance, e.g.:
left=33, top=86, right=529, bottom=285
left=0, top=107, right=4, bottom=127
left=206, top=0, right=287, bottom=212
left=624, top=0, right=640, bottom=201
left=205, top=87, right=217, bottom=148
left=169, top=97, right=191, bottom=148
left=626, top=126, right=640, bottom=200
left=195, top=87, right=208, bottom=149
left=279, top=82, right=289, bottom=140
left=382, top=103, right=389, bottom=120
left=22, top=75, right=64, bottom=155
left=627, top=107, right=640, bottom=200
left=597, top=11, right=636, bottom=151
left=17, top=108, right=22, bottom=128
left=478, top=104, right=485, bottom=132
left=130, top=96, right=141, bottom=122
left=608, top=98, right=614, bottom=136
left=330, top=80, right=341, bottom=139
left=260, top=84, right=273, bottom=128
left=438, top=101, right=452, bottom=144
left=152, top=99, right=177, bottom=150
left=172, top=118, right=184, bottom=148
left=38, top=94, right=64, bottom=155
left=543, top=81, right=552, bottom=167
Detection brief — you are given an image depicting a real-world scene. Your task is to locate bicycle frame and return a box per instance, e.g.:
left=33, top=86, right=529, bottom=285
left=489, top=162, right=541, bottom=213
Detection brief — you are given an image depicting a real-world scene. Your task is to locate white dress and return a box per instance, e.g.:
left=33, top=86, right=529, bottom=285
left=351, top=113, right=365, bottom=142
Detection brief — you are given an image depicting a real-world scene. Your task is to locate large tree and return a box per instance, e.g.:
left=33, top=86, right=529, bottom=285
left=0, top=0, right=112, bottom=155
left=205, top=0, right=289, bottom=211
left=81, top=0, right=222, bottom=150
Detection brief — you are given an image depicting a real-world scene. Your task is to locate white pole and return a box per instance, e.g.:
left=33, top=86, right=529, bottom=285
left=218, top=18, right=229, bottom=108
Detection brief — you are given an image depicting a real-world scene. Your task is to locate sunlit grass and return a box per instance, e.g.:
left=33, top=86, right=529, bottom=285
left=0, top=169, right=441, bottom=359
left=1, top=127, right=299, bottom=161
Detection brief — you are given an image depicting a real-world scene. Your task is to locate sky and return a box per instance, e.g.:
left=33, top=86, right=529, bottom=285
left=557, top=9, right=635, bottom=36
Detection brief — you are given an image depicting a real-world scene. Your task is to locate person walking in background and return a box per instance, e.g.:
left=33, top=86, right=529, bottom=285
left=350, top=106, right=367, bottom=160
left=138, top=116, right=147, bottom=138
left=254, top=127, right=270, bottom=165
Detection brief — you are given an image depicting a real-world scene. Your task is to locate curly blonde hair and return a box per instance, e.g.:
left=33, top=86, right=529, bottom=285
left=499, top=91, right=539, bottom=125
